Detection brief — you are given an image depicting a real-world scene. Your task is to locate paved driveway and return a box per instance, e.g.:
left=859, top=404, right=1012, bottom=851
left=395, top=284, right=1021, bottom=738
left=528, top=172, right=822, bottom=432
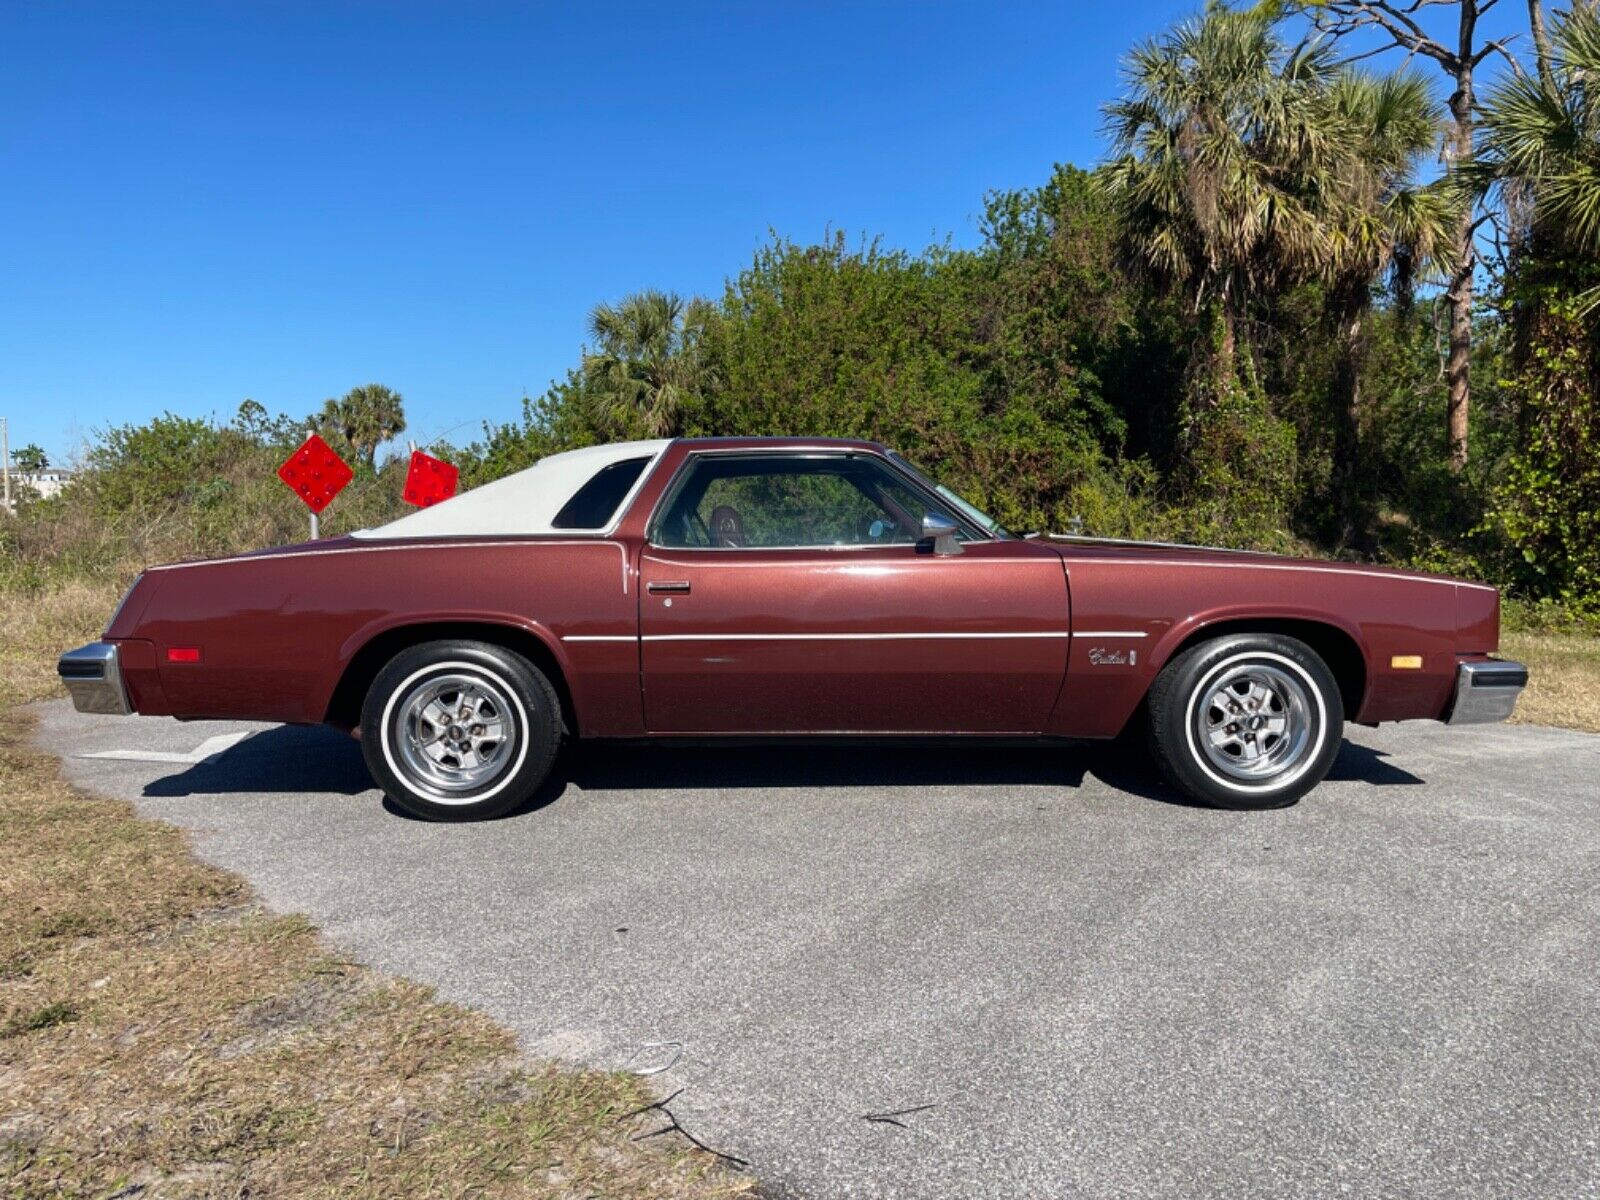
left=37, top=700, right=1600, bottom=1199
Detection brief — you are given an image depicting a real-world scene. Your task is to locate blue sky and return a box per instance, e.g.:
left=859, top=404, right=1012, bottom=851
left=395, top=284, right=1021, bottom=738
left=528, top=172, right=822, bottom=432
left=0, top=1, right=1504, bottom=464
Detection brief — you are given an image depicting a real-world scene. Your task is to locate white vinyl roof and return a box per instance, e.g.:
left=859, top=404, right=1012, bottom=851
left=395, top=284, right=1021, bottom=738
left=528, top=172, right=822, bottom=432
left=353, top=439, right=671, bottom=540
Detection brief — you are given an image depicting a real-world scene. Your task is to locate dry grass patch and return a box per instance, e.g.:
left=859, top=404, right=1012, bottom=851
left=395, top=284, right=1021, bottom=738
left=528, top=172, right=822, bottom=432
left=0, top=585, right=752, bottom=1199
left=1502, top=630, right=1600, bottom=734
left=0, top=578, right=119, bottom=705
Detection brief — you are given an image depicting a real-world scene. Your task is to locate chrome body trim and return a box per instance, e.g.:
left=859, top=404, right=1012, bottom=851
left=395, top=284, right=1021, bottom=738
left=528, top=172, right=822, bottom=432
left=640, top=631, right=1071, bottom=642
left=562, top=630, right=1079, bottom=644
left=57, top=641, right=132, bottom=716
left=1445, top=659, right=1529, bottom=726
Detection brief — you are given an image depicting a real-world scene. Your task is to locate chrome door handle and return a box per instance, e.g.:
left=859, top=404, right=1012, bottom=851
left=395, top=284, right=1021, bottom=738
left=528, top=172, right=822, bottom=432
left=647, top=580, right=691, bottom=595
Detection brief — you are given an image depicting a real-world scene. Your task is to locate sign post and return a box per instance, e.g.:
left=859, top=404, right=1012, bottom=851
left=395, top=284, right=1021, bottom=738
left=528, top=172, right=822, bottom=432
left=277, top=433, right=353, bottom=539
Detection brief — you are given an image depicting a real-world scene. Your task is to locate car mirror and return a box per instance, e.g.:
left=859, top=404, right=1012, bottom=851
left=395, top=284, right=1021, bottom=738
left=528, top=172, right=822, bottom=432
left=920, top=512, right=962, bottom=556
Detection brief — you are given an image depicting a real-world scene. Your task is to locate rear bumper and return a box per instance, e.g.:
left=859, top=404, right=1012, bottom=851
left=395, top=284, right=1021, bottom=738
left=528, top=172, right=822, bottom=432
left=57, top=642, right=132, bottom=715
left=1445, top=658, right=1528, bottom=726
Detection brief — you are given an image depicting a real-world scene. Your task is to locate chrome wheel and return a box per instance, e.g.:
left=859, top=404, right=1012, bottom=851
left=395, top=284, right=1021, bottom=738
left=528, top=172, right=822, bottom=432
left=1192, top=660, right=1313, bottom=784
left=393, top=671, right=518, bottom=798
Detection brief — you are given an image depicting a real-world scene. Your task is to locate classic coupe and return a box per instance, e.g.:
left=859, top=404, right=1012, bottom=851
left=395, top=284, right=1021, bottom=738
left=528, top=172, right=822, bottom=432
left=58, top=437, right=1527, bottom=819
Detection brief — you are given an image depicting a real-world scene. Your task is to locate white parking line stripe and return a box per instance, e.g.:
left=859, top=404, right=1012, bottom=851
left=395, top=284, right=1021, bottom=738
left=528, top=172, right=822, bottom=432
left=78, top=731, right=252, bottom=765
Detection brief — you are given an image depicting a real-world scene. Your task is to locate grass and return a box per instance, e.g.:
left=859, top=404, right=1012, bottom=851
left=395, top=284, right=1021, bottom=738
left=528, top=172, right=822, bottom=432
left=0, top=581, right=752, bottom=1199
left=1502, top=630, right=1600, bottom=733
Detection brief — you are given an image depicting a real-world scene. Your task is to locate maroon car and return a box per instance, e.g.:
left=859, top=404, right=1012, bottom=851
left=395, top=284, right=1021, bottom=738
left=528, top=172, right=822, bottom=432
left=58, top=437, right=1527, bottom=819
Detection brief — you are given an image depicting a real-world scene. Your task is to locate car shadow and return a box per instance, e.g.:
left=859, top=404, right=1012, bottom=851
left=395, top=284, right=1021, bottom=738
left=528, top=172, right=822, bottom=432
left=1326, top=740, right=1428, bottom=786
left=142, top=724, right=1426, bottom=817
left=141, top=724, right=374, bottom=798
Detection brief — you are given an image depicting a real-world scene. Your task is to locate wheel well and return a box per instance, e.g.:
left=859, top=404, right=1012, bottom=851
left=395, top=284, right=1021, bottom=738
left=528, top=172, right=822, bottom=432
left=1164, top=618, right=1368, bottom=719
left=324, top=622, right=577, bottom=735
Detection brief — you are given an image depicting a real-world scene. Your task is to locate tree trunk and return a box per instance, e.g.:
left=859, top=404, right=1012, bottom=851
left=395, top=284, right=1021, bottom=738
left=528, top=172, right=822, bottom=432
left=1528, top=0, right=1556, bottom=86
left=1447, top=239, right=1473, bottom=471
left=1445, top=39, right=1476, bottom=472
left=1197, top=297, right=1239, bottom=408
left=1219, top=309, right=1237, bottom=391
left=1331, top=299, right=1371, bottom=546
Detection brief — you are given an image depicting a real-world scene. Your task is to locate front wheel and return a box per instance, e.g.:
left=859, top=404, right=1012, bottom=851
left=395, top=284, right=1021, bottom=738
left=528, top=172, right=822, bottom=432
left=360, top=640, right=562, bottom=821
left=1146, top=633, right=1344, bottom=810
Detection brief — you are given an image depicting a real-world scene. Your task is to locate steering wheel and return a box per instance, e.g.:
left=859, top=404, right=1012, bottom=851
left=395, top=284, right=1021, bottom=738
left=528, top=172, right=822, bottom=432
left=689, top=510, right=713, bottom=547
left=856, top=514, right=899, bottom=543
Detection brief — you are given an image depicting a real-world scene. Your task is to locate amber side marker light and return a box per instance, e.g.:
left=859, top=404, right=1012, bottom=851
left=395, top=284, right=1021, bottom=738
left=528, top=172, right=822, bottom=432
left=166, top=647, right=202, bottom=663
left=1390, top=654, right=1423, bottom=670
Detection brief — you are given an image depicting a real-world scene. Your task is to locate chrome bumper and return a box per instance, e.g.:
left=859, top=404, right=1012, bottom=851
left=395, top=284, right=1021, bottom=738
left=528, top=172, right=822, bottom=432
left=1445, top=658, right=1529, bottom=726
left=57, top=642, right=132, bottom=715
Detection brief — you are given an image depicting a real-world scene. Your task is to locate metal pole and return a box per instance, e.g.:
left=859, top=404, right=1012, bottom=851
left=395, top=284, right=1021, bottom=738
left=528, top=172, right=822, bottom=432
left=2, top=417, right=10, bottom=512
left=307, top=423, right=318, bottom=541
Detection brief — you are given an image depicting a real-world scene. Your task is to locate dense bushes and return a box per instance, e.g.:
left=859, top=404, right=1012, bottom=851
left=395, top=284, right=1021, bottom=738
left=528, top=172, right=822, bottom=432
left=470, top=171, right=1191, bottom=545
left=0, top=404, right=411, bottom=592
left=1488, top=280, right=1600, bottom=613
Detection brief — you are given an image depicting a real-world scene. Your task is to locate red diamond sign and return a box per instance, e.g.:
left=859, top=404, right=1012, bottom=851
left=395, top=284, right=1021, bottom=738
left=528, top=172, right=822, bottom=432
left=277, top=434, right=353, bottom=514
left=402, top=449, right=460, bottom=508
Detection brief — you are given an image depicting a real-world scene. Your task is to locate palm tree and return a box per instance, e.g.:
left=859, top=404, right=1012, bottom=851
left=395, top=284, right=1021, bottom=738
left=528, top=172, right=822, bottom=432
left=1478, top=4, right=1600, bottom=311
left=1101, top=8, right=1463, bottom=540
left=1320, top=71, right=1456, bottom=539
left=317, top=383, right=406, bottom=471
left=1322, top=70, right=1454, bottom=330
left=1099, top=6, right=1353, bottom=398
left=582, top=291, right=715, bottom=438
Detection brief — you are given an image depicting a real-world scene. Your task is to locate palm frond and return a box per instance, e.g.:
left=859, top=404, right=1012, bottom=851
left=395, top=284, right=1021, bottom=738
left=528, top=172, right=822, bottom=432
left=1479, top=6, right=1600, bottom=259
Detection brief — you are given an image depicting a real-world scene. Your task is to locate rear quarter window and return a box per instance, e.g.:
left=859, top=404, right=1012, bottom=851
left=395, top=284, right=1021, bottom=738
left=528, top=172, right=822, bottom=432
left=551, top=456, right=651, bottom=529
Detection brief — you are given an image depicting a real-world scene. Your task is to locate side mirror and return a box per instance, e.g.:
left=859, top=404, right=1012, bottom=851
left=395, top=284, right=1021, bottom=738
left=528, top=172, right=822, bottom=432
left=920, top=512, right=963, bottom=556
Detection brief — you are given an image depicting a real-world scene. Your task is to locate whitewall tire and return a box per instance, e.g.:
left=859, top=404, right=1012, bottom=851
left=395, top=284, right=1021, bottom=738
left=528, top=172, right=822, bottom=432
left=1147, top=633, right=1344, bottom=810
left=360, top=640, right=562, bottom=821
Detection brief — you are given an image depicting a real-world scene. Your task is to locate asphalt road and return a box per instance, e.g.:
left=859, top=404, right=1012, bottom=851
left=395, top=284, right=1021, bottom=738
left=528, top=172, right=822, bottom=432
left=36, top=699, right=1600, bottom=1199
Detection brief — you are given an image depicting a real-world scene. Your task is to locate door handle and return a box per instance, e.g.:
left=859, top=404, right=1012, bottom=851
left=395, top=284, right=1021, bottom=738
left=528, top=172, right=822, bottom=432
left=647, top=580, right=691, bottom=595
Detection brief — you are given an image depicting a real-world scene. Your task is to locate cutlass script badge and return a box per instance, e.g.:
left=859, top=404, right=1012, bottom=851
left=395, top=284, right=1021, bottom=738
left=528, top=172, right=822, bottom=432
left=1088, top=647, right=1137, bottom=666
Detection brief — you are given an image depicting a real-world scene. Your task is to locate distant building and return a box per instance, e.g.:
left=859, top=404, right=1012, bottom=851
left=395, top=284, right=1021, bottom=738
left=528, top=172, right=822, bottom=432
left=3, top=467, right=75, bottom=510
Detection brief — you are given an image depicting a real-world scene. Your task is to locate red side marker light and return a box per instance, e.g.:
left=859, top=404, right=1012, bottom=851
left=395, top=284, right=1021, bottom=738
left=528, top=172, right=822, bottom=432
left=166, top=647, right=202, bottom=663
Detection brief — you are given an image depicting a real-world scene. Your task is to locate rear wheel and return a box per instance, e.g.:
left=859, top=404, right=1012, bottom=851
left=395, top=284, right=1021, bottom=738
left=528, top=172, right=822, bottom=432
left=1147, top=633, right=1343, bottom=810
left=360, top=640, right=562, bottom=821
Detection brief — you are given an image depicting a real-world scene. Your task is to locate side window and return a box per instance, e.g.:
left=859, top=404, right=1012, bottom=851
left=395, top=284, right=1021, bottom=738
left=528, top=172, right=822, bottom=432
left=653, top=455, right=939, bottom=548
left=551, top=457, right=650, bottom=529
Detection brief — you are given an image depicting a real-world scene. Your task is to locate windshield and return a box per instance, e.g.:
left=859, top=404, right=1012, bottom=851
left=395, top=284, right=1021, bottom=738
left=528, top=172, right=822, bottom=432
left=888, top=453, right=1012, bottom=538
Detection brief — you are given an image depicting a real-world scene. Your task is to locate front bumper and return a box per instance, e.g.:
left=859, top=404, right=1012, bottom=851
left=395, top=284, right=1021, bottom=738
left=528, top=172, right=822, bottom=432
left=1445, top=658, right=1529, bottom=725
left=58, top=642, right=132, bottom=715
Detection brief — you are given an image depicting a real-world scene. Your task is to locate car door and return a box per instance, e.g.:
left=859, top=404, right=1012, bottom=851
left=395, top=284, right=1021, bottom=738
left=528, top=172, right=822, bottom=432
left=637, top=450, right=1071, bottom=734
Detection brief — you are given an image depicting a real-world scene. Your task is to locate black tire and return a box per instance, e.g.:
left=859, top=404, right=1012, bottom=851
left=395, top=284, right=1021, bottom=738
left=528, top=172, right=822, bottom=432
left=1146, top=633, right=1344, bottom=810
left=359, top=640, right=562, bottom=821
